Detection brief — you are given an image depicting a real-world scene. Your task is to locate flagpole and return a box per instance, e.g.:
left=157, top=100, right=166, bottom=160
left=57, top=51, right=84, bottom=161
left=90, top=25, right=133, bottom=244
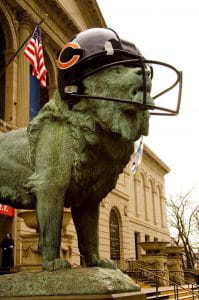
left=0, top=15, right=48, bottom=80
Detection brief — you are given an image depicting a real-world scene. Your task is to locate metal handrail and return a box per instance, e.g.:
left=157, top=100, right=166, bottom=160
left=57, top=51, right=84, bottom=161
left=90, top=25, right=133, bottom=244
left=118, top=258, right=199, bottom=300
left=129, top=259, right=197, bottom=288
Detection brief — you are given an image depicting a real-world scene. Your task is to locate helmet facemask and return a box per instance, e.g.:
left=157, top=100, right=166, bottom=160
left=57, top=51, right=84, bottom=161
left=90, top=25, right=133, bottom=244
left=58, top=28, right=182, bottom=116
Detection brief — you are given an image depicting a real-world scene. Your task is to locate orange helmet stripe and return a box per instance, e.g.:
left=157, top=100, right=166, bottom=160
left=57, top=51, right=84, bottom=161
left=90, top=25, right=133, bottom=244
left=58, top=42, right=81, bottom=70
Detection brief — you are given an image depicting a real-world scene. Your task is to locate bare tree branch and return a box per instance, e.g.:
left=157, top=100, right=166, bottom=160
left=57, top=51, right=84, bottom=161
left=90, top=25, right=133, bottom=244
left=166, top=188, right=198, bottom=269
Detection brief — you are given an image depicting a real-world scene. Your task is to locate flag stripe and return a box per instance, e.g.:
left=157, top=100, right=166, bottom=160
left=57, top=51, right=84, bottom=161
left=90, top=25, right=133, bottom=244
left=24, top=26, right=47, bottom=87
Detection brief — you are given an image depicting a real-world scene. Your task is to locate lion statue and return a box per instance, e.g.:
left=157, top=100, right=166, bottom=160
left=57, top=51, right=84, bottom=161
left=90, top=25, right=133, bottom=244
left=0, top=28, right=153, bottom=271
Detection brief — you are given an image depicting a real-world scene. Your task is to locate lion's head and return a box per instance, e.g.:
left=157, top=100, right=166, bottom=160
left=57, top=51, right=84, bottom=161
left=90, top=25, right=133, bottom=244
left=28, top=65, right=153, bottom=167
left=73, top=65, right=153, bottom=140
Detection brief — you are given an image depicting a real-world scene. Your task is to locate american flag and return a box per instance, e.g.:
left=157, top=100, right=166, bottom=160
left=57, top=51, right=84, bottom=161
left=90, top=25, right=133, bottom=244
left=24, top=26, right=47, bottom=87
left=130, top=136, right=144, bottom=174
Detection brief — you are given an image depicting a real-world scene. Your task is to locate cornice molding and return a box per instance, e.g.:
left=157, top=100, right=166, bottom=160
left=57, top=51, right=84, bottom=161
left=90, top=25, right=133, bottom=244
left=111, top=188, right=129, bottom=201
left=16, top=9, right=34, bottom=30
left=43, top=0, right=80, bottom=35
left=130, top=216, right=170, bottom=235
left=75, top=0, right=106, bottom=28
left=10, top=0, right=80, bottom=46
left=143, top=144, right=170, bottom=175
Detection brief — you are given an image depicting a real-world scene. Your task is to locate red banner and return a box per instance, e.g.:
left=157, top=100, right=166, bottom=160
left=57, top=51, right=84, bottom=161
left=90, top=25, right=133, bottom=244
left=0, top=204, right=15, bottom=217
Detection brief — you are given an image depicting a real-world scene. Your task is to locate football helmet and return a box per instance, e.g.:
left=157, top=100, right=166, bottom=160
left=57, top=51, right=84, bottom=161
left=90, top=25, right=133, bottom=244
left=58, top=28, right=182, bottom=115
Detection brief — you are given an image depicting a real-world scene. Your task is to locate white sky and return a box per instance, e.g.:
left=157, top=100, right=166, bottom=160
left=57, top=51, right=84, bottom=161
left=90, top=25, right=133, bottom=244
left=97, top=0, right=199, bottom=197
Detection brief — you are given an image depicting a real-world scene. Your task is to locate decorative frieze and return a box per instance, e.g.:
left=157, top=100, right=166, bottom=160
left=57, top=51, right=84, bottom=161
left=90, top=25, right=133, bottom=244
left=15, top=9, right=34, bottom=32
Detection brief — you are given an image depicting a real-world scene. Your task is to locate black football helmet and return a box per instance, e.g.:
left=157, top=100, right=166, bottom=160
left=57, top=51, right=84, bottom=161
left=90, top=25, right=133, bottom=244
left=58, top=28, right=182, bottom=115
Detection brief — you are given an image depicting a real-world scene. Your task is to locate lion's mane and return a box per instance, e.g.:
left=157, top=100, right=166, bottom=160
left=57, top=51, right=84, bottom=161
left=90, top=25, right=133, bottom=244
left=27, top=91, right=98, bottom=168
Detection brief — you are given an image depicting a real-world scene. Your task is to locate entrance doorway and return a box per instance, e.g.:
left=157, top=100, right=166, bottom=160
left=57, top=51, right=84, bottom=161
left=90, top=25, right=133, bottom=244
left=134, top=231, right=141, bottom=260
left=0, top=214, right=14, bottom=266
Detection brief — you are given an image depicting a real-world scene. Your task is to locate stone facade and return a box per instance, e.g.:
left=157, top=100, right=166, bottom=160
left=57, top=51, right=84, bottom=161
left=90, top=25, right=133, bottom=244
left=0, top=0, right=170, bottom=271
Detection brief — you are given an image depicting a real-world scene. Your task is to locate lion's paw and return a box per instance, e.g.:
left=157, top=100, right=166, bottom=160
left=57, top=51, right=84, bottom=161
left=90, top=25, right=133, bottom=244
left=42, top=258, right=71, bottom=271
left=95, top=258, right=117, bottom=269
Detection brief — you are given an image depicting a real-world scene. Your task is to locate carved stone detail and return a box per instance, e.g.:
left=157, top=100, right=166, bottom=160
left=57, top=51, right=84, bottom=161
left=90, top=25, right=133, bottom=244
left=75, top=0, right=105, bottom=27
left=40, top=0, right=80, bottom=36
left=16, top=10, right=34, bottom=30
left=0, top=2, right=17, bottom=49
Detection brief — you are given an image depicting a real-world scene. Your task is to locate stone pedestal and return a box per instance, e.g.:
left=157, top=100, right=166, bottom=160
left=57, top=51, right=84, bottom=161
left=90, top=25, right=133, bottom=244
left=167, top=258, right=184, bottom=285
left=17, top=233, right=73, bottom=271
left=139, top=255, right=169, bottom=286
left=163, top=247, right=184, bottom=285
left=17, top=210, right=73, bottom=271
left=0, top=293, right=145, bottom=300
left=0, top=267, right=144, bottom=298
left=138, top=241, right=169, bottom=286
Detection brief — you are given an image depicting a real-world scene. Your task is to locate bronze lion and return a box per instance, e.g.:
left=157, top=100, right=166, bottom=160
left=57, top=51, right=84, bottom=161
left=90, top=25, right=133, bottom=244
left=0, top=66, right=152, bottom=270
left=0, top=28, right=153, bottom=271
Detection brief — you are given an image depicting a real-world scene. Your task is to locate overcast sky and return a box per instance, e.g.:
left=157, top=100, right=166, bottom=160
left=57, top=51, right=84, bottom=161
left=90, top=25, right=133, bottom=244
left=97, top=0, right=199, bottom=197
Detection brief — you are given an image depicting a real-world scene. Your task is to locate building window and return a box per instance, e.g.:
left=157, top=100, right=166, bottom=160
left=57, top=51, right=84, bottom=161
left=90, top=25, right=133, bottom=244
left=109, top=209, right=120, bottom=261
left=154, top=237, right=158, bottom=241
left=145, top=234, right=150, bottom=242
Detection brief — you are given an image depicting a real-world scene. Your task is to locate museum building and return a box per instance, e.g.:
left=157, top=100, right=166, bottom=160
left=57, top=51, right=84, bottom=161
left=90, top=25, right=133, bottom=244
left=0, top=0, right=170, bottom=270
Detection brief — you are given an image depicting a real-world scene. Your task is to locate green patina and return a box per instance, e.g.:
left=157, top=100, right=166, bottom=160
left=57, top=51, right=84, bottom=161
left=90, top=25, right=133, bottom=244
left=0, top=65, right=152, bottom=271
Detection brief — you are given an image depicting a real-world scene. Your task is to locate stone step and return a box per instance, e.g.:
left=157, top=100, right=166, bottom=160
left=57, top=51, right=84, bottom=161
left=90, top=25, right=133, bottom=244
left=169, top=295, right=194, bottom=300
left=146, top=293, right=169, bottom=300
left=126, top=271, right=158, bottom=288
left=144, top=287, right=197, bottom=300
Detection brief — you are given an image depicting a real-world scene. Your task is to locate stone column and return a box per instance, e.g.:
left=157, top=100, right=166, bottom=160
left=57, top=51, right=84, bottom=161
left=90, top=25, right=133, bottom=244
left=16, top=12, right=31, bottom=128
left=4, top=49, right=18, bottom=126
left=134, top=174, right=140, bottom=217
left=152, top=190, right=157, bottom=225
left=161, top=195, right=167, bottom=228
left=144, top=184, right=149, bottom=221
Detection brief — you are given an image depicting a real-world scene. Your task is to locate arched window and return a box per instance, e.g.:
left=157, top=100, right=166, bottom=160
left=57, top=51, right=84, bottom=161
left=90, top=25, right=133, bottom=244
left=109, top=208, right=120, bottom=261
left=0, top=22, right=6, bottom=120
